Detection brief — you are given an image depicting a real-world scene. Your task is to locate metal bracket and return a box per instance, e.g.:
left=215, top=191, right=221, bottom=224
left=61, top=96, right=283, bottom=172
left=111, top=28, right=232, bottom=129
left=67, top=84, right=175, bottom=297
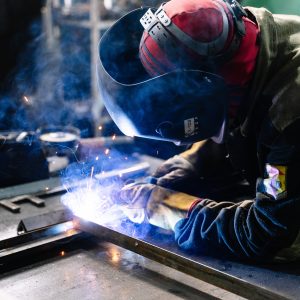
left=17, top=209, right=73, bottom=234
left=0, top=195, right=45, bottom=213
left=155, top=5, right=171, bottom=26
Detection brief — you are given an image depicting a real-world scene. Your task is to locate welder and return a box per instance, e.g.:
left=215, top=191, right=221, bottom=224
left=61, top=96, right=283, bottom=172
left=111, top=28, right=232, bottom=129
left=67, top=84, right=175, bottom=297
left=97, top=0, right=300, bottom=261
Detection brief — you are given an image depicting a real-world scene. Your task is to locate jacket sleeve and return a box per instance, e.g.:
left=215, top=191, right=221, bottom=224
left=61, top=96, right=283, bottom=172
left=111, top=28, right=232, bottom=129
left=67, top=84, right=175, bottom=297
left=174, top=131, right=300, bottom=261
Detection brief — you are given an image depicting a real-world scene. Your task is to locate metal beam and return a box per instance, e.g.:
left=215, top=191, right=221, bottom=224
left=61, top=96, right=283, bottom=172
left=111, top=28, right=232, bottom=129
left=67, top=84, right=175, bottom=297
left=0, top=222, right=83, bottom=270
left=76, top=217, right=290, bottom=300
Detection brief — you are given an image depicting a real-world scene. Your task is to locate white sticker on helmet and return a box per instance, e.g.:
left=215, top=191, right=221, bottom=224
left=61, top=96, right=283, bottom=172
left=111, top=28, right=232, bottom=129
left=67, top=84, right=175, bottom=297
left=184, top=117, right=198, bottom=137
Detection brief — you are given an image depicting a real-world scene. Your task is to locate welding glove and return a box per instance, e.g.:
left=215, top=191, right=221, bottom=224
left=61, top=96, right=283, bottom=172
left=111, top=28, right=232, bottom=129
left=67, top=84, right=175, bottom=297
left=151, top=140, right=239, bottom=198
left=119, top=182, right=198, bottom=231
left=150, top=154, right=203, bottom=197
left=153, top=155, right=198, bottom=185
left=150, top=141, right=213, bottom=196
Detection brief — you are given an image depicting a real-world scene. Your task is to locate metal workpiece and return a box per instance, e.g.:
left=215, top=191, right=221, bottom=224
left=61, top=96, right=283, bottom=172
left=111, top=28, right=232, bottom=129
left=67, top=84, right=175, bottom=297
left=0, top=177, right=62, bottom=201
left=0, top=240, right=243, bottom=300
left=0, top=160, right=150, bottom=214
left=0, top=195, right=45, bottom=213
left=75, top=217, right=290, bottom=300
left=17, top=209, right=73, bottom=234
left=0, top=208, right=239, bottom=300
left=0, top=221, right=82, bottom=271
left=0, top=155, right=299, bottom=299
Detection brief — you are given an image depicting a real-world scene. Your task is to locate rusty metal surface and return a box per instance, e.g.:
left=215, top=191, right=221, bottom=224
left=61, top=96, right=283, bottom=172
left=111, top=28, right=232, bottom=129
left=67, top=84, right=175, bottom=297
left=76, top=217, right=300, bottom=300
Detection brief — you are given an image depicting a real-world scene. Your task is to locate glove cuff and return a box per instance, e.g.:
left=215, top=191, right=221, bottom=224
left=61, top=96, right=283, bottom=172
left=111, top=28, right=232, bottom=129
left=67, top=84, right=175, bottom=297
left=187, top=199, right=203, bottom=217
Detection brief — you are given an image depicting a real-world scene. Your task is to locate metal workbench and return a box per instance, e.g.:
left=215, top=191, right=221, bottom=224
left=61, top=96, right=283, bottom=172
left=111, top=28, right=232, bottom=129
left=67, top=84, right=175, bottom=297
left=0, top=156, right=300, bottom=300
left=0, top=192, right=242, bottom=300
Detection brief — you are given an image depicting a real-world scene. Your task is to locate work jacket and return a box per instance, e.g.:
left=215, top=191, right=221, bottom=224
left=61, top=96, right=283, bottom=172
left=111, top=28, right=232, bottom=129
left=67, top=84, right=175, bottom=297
left=174, top=7, right=300, bottom=261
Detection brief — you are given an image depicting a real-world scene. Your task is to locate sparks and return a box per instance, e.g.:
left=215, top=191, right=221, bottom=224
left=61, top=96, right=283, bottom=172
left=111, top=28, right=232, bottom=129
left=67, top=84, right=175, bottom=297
left=112, top=134, right=116, bottom=140
left=23, top=96, right=30, bottom=103
left=60, top=250, right=65, bottom=257
left=98, top=125, right=103, bottom=131
left=95, top=156, right=99, bottom=161
left=62, top=186, right=126, bottom=228
left=88, top=166, right=95, bottom=190
left=109, top=247, right=120, bottom=264
left=90, top=166, right=94, bottom=179
left=105, top=148, right=110, bottom=155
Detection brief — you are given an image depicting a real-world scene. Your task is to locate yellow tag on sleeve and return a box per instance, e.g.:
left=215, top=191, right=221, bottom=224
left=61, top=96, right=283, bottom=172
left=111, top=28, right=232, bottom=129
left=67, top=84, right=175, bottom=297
left=263, top=164, right=287, bottom=199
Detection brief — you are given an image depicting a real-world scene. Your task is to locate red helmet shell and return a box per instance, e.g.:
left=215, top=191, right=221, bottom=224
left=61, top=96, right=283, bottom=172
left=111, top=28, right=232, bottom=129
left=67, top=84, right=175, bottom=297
left=139, top=0, right=259, bottom=85
left=139, top=0, right=235, bottom=76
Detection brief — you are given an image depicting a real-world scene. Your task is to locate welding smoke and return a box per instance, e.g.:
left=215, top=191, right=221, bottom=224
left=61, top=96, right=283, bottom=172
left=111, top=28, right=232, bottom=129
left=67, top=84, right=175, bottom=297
left=0, top=5, right=93, bottom=135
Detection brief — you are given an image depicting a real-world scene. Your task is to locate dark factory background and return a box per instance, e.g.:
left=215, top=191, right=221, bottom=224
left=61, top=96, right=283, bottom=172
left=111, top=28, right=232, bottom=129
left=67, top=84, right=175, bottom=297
left=0, top=0, right=163, bottom=135
left=0, top=0, right=186, bottom=163
left=1, top=0, right=299, bottom=133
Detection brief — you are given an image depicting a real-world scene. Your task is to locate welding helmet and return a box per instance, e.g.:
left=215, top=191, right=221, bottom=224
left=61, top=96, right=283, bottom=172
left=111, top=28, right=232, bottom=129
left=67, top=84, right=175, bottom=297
left=139, top=0, right=247, bottom=76
left=97, top=0, right=247, bottom=145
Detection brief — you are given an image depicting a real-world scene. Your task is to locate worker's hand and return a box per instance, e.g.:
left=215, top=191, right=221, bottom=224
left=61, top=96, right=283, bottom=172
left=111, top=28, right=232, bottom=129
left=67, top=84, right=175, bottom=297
left=118, top=182, right=198, bottom=230
left=151, top=155, right=200, bottom=194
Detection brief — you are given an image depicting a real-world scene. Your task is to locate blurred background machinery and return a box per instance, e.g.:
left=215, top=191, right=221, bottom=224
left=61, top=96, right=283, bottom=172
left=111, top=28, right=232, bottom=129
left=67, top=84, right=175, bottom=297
left=0, top=0, right=163, bottom=137
left=1, top=0, right=299, bottom=137
left=1, top=0, right=299, bottom=136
